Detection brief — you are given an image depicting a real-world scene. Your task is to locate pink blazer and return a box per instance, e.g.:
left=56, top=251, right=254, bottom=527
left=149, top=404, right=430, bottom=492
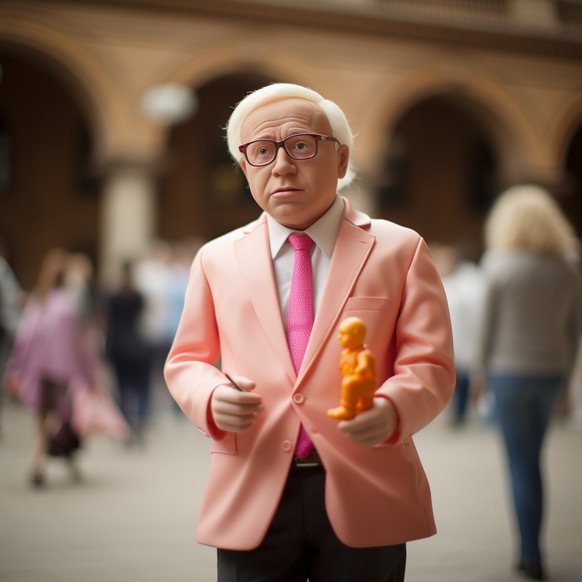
left=164, top=199, right=455, bottom=550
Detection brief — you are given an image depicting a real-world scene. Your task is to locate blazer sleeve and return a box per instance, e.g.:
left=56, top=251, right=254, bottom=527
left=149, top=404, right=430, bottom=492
left=164, top=246, right=228, bottom=438
left=376, top=237, right=455, bottom=444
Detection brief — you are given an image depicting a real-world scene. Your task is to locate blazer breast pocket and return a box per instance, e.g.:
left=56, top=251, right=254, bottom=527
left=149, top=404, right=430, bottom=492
left=343, top=296, right=392, bottom=313
left=342, top=296, right=395, bottom=341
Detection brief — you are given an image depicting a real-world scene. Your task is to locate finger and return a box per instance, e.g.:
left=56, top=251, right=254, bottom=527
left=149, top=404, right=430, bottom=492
left=214, top=385, right=262, bottom=406
left=338, top=423, right=386, bottom=446
left=211, top=390, right=263, bottom=432
left=337, top=406, right=380, bottom=433
left=212, top=399, right=263, bottom=418
left=337, top=406, right=392, bottom=446
left=227, top=375, right=257, bottom=392
left=212, top=402, right=262, bottom=432
left=214, top=414, right=257, bottom=433
left=338, top=418, right=379, bottom=439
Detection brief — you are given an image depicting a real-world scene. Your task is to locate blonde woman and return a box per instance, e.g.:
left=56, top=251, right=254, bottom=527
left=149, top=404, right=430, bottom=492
left=480, top=185, right=581, bottom=580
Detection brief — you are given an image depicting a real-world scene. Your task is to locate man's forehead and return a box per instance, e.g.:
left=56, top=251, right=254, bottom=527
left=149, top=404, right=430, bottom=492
left=241, top=98, right=329, bottom=138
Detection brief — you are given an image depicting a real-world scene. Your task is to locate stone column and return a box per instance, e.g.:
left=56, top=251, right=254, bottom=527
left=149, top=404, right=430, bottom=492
left=99, top=160, right=157, bottom=286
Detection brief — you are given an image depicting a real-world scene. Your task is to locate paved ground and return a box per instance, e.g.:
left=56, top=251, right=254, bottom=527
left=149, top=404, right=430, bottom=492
left=1, top=387, right=581, bottom=582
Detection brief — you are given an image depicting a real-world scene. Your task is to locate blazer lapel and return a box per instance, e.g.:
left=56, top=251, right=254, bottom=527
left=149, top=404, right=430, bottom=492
left=234, top=215, right=296, bottom=381
left=299, top=202, right=375, bottom=382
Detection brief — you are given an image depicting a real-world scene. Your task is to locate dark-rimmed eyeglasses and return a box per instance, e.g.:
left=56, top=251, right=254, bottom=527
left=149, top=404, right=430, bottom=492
left=238, top=133, right=340, bottom=167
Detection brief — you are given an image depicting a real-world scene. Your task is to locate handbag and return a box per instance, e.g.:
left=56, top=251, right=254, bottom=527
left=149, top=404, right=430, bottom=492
left=47, top=420, right=81, bottom=457
left=71, top=380, right=130, bottom=439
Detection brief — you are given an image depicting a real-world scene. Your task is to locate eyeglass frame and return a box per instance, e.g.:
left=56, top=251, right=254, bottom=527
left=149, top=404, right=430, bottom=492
left=238, top=133, right=341, bottom=167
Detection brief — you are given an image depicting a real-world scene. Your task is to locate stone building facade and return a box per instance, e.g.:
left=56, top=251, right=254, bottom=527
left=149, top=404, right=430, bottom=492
left=0, top=0, right=581, bottom=287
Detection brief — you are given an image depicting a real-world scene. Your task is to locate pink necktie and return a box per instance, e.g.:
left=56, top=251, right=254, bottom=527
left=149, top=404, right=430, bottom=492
left=287, top=233, right=315, bottom=459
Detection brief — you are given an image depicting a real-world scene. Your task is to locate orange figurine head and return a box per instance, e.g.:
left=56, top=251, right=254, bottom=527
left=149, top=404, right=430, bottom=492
left=338, top=316, right=367, bottom=350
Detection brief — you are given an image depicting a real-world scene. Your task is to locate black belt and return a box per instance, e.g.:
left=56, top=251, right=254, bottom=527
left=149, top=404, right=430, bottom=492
left=292, top=449, right=323, bottom=469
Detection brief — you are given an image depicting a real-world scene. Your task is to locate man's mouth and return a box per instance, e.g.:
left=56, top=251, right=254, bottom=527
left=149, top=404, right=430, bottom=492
left=272, top=187, right=301, bottom=195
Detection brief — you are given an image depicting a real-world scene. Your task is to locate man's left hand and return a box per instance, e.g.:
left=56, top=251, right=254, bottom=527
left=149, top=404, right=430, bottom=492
left=337, top=397, right=398, bottom=446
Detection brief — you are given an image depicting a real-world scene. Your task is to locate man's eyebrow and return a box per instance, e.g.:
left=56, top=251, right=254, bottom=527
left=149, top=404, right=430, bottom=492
left=247, top=133, right=275, bottom=141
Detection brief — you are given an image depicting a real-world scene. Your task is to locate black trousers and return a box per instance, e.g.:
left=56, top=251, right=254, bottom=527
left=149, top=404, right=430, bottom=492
left=217, top=465, right=406, bottom=582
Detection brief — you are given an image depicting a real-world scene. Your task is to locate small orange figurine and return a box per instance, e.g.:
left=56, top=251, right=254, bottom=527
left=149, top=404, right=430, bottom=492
left=327, top=316, right=377, bottom=420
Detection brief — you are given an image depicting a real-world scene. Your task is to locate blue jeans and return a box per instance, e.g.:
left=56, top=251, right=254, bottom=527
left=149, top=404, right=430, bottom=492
left=490, top=373, right=563, bottom=564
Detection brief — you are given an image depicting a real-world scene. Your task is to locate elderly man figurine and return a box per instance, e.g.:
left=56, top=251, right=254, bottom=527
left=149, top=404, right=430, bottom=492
left=328, top=316, right=377, bottom=420
left=164, top=82, right=455, bottom=582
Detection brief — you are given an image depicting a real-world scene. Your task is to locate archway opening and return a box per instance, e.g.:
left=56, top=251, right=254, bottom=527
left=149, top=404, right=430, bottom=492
left=561, top=123, right=582, bottom=239
left=0, top=52, right=100, bottom=289
left=158, top=72, right=278, bottom=243
left=374, top=94, right=499, bottom=260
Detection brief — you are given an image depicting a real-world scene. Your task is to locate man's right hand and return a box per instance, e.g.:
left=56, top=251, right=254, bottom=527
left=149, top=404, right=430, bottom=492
left=210, top=376, right=263, bottom=433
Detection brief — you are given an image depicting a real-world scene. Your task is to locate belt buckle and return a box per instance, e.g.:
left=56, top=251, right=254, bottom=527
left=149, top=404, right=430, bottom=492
left=293, top=450, right=322, bottom=469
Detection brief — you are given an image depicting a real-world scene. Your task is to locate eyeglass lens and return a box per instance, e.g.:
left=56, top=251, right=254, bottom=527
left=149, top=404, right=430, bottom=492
left=245, top=134, right=318, bottom=166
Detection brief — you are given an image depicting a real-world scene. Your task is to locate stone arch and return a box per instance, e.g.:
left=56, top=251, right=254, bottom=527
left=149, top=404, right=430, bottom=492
left=150, top=50, right=329, bottom=241
left=0, top=18, right=132, bottom=162
left=133, top=47, right=322, bottom=190
left=168, top=45, right=317, bottom=96
left=358, top=72, right=545, bottom=187
left=550, top=96, right=582, bottom=236
left=550, top=94, right=582, bottom=174
left=0, top=45, right=109, bottom=286
left=156, top=67, right=284, bottom=242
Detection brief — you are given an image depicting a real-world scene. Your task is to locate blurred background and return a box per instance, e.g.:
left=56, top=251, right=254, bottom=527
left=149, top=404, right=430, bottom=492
left=0, top=0, right=581, bottom=288
left=1, top=2, right=582, bottom=581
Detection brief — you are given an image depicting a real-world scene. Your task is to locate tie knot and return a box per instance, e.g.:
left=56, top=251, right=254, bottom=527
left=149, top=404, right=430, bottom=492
left=288, top=233, right=314, bottom=253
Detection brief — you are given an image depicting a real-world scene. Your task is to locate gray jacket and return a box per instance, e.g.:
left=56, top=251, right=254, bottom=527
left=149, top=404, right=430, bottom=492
left=479, top=250, right=581, bottom=377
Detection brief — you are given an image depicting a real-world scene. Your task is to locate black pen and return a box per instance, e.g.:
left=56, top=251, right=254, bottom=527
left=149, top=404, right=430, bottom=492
left=224, top=373, right=244, bottom=392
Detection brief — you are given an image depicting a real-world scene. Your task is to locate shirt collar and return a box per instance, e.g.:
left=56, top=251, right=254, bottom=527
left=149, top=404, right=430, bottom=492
left=266, top=196, right=344, bottom=259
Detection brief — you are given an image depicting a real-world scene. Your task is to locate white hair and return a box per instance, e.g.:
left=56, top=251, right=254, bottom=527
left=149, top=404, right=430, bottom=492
left=226, top=83, right=355, bottom=189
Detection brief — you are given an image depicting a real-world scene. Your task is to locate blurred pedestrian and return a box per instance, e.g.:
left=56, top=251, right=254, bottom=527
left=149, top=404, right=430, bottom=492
left=479, top=184, right=581, bottom=580
left=64, top=252, right=101, bottom=386
left=165, top=240, right=200, bottom=351
left=432, top=242, right=485, bottom=427
left=0, top=236, right=23, bottom=435
left=135, top=239, right=174, bottom=391
left=64, top=252, right=95, bottom=323
left=104, top=259, right=152, bottom=444
left=563, top=240, right=582, bottom=430
left=5, top=248, right=96, bottom=486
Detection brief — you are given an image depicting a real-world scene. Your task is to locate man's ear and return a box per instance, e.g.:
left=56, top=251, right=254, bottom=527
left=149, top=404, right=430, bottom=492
left=337, top=145, right=349, bottom=179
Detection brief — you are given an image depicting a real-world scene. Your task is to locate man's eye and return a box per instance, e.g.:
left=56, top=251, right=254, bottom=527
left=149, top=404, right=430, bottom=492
left=251, top=143, right=273, bottom=158
left=291, top=140, right=313, bottom=155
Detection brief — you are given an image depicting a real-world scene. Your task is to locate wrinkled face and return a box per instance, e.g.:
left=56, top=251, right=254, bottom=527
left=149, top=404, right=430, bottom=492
left=239, top=98, right=349, bottom=231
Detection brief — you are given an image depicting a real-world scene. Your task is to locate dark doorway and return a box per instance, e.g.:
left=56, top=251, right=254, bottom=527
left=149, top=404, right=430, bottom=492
left=561, top=124, right=582, bottom=239
left=0, top=53, right=99, bottom=289
left=158, top=73, right=278, bottom=243
left=375, top=95, right=498, bottom=260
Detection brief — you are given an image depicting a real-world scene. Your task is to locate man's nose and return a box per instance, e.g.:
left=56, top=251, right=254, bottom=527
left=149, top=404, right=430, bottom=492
left=271, top=145, right=295, bottom=173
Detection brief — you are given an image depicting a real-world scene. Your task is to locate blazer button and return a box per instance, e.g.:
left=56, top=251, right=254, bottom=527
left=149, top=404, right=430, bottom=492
left=282, top=440, right=292, bottom=452
left=293, top=394, right=305, bottom=404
